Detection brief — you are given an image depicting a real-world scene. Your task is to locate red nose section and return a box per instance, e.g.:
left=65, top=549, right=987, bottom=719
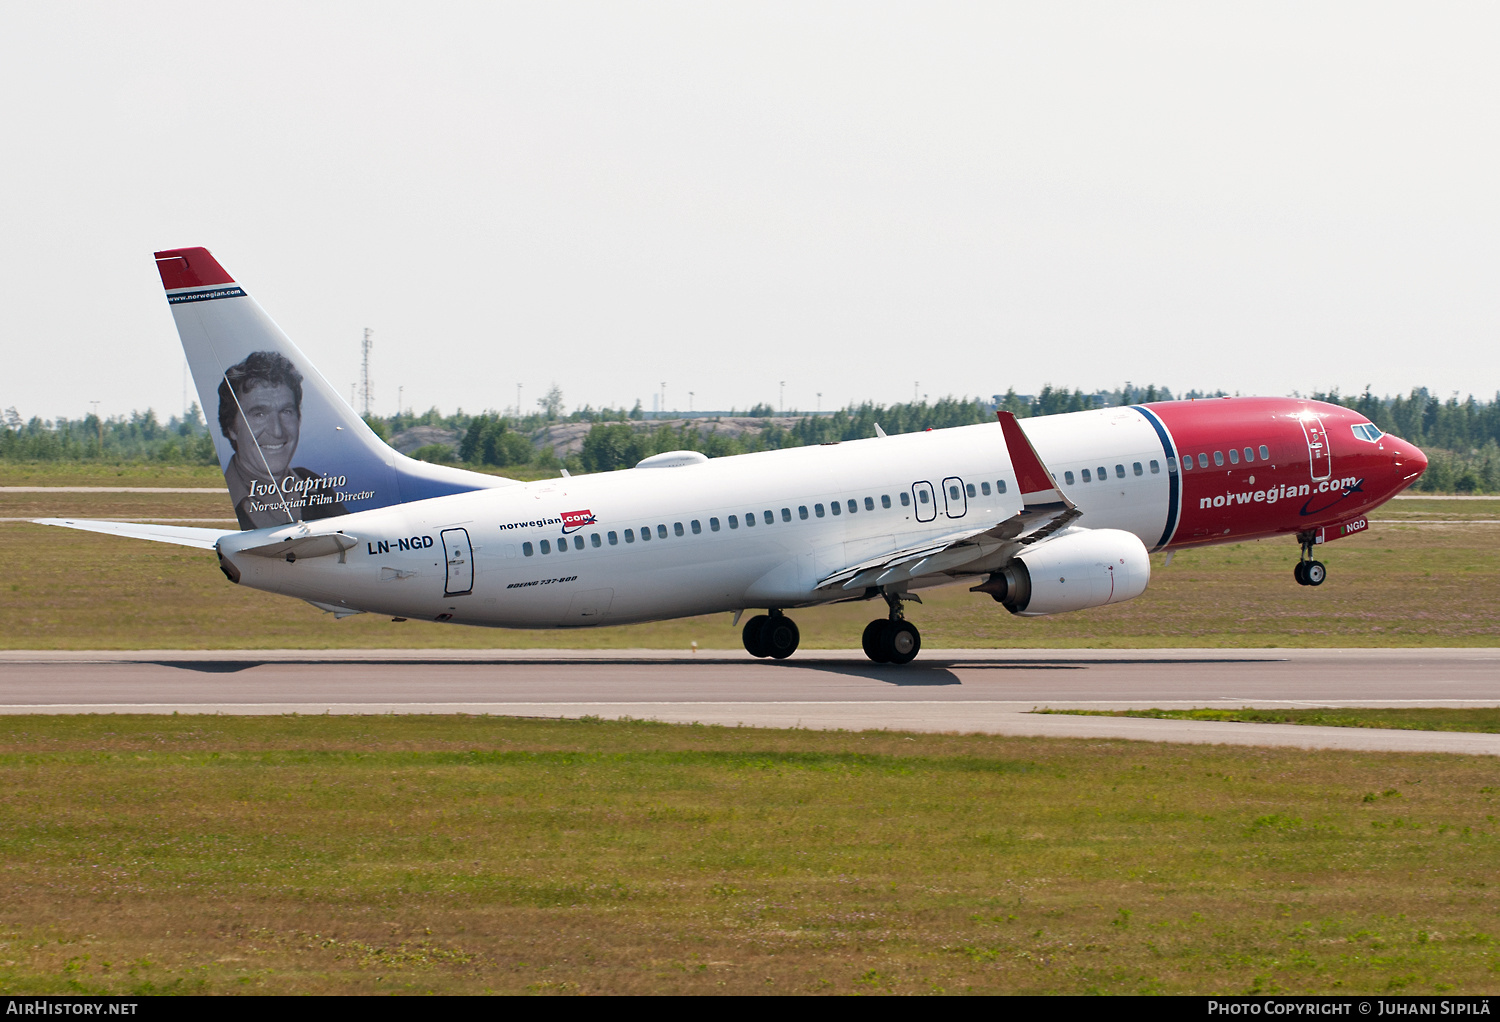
left=1392, top=436, right=1428, bottom=488
left=153, top=247, right=235, bottom=290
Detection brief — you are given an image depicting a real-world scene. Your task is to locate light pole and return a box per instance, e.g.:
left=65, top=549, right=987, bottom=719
left=398, top=386, right=403, bottom=418
left=779, top=380, right=785, bottom=414
left=89, top=401, right=101, bottom=454
left=516, top=383, right=522, bottom=419
left=688, top=391, right=694, bottom=414
left=816, top=392, right=821, bottom=414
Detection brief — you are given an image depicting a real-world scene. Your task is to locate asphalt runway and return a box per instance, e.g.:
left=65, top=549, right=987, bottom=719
left=2, top=648, right=1497, bottom=755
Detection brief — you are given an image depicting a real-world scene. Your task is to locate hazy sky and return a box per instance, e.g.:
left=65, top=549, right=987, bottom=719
left=2, top=2, right=1496, bottom=421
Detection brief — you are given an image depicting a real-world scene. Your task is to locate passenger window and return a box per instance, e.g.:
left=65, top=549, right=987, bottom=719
left=608, top=531, right=618, bottom=545
left=523, top=541, right=534, bottom=556
left=947, top=485, right=959, bottom=500
left=847, top=499, right=857, bottom=514
left=673, top=523, right=683, bottom=537
left=1065, top=470, right=1075, bottom=485
left=996, top=480, right=1007, bottom=493
left=591, top=533, right=602, bottom=547
left=728, top=515, right=739, bottom=529
left=710, top=518, right=720, bottom=532
left=1181, top=456, right=1192, bottom=471
left=624, top=529, right=635, bottom=543
left=657, top=524, right=668, bottom=539
left=831, top=501, right=842, bottom=515
left=815, top=503, right=825, bottom=517
left=917, top=490, right=929, bottom=504
left=745, top=512, right=755, bottom=527
left=1097, top=466, right=1107, bottom=480
left=1082, top=468, right=1091, bottom=483
left=540, top=539, right=551, bottom=554
left=1213, top=451, right=1224, bottom=467
left=1244, top=447, right=1254, bottom=462
left=574, top=535, right=584, bottom=550
left=1228, top=448, right=1239, bottom=464
left=965, top=483, right=976, bottom=498
left=1133, top=462, right=1143, bottom=476
left=764, top=510, right=774, bottom=525
left=1115, top=464, right=1125, bottom=479
left=1259, top=445, right=1270, bottom=460
left=640, top=526, right=651, bottom=541
left=798, top=506, right=809, bottom=519
left=780, top=508, right=790, bottom=522
left=900, top=492, right=911, bottom=506
left=691, top=520, right=702, bottom=534
left=980, top=482, right=991, bottom=496
left=860, top=497, right=871, bottom=511
left=1198, top=453, right=1209, bottom=469
left=1149, top=460, right=1160, bottom=474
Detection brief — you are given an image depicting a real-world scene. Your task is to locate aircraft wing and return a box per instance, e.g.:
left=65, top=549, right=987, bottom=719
left=814, top=411, right=1081, bottom=592
left=32, top=518, right=235, bottom=550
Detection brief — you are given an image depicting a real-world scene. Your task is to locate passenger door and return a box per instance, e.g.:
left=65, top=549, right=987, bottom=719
left=440, top=528, right=473, bottom=596
left=1300, top=415, right=1332, bottom=482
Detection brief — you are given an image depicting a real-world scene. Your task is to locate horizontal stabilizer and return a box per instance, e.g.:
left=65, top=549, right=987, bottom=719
left=33, top=518, right=233, bottom=550
left=238, top=532, right=358, bottom=559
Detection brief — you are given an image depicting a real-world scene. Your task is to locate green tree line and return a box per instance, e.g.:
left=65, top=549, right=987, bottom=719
left=5, top=385, right=1500, bottom=491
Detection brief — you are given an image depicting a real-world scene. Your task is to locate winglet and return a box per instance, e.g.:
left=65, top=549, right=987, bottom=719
left=997, top=411, right=1072, bottom=509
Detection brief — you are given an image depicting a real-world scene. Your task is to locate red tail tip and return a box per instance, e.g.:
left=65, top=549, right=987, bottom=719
left=153, top=247, right=235, bottom=290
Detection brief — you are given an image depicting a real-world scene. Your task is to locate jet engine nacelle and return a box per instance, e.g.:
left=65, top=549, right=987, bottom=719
left=977, top=528, right=1151, bottom=616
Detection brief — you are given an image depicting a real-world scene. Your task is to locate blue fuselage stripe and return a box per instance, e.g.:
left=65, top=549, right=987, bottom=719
left=1132, top=405, right=1180, bottom=550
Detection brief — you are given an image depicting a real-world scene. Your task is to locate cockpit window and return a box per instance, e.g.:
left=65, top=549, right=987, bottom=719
left=1352, top=423, right=1383, bottom=442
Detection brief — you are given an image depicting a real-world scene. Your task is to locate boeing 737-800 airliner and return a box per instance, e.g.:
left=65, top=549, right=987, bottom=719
left=37, top=248, right=1428, bottom=663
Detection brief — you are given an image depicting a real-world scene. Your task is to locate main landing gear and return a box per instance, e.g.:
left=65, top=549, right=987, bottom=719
left=742, top=609, right=801, bottom=659
left=1293, top=531, right=1327, bottom=587
left=861, top=590, right=922, bottom=665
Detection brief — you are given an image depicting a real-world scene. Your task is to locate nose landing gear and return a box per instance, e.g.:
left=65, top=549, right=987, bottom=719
left=742, top=610, right=801, bottom=659
left=861, top=589, right=922, bottom=665
left=1294, top=532, right=1327, bottom=587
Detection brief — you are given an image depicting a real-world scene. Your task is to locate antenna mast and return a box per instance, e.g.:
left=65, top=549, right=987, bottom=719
left=359, top=328, right=374, bottom=417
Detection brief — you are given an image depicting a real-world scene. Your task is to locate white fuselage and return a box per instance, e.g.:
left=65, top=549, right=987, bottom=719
left=218, top=409, right=1171, bottom=627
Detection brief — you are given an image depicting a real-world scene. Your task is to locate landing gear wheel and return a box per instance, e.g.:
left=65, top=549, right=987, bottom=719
left=880, top=621, right=921, bottom=665
left=862, top=620, right=890, bottom=663
left=761, top=615, right=800, bottom=659
left=1293, top=562, right=1307, bottom=586
left=742, top=614, right=770, bottom=657
left=1303, top=560, right=1326, bottom=586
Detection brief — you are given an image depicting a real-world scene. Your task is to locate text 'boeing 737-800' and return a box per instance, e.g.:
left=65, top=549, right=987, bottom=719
left=36, top=248, right=1429, bottom=663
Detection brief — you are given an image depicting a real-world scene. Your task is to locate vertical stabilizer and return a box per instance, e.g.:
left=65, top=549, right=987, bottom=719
left=155, top=247, right=511, bottom=530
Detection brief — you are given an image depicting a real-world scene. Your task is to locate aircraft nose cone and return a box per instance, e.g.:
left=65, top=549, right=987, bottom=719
left=1392, top=436, right=1428, bottom=483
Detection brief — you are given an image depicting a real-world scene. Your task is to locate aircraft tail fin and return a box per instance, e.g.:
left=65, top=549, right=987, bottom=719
left=154, top=247, right=511, bottom=530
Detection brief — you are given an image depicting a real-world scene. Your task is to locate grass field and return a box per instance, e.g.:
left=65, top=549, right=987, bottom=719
left=0, top=715, right=1497, bottom=995
left=1038, top=708, right=1500, bottom=734
left=2, top=483, right=1496, bottom=649
left=0, top=464, right=226, bottom=486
